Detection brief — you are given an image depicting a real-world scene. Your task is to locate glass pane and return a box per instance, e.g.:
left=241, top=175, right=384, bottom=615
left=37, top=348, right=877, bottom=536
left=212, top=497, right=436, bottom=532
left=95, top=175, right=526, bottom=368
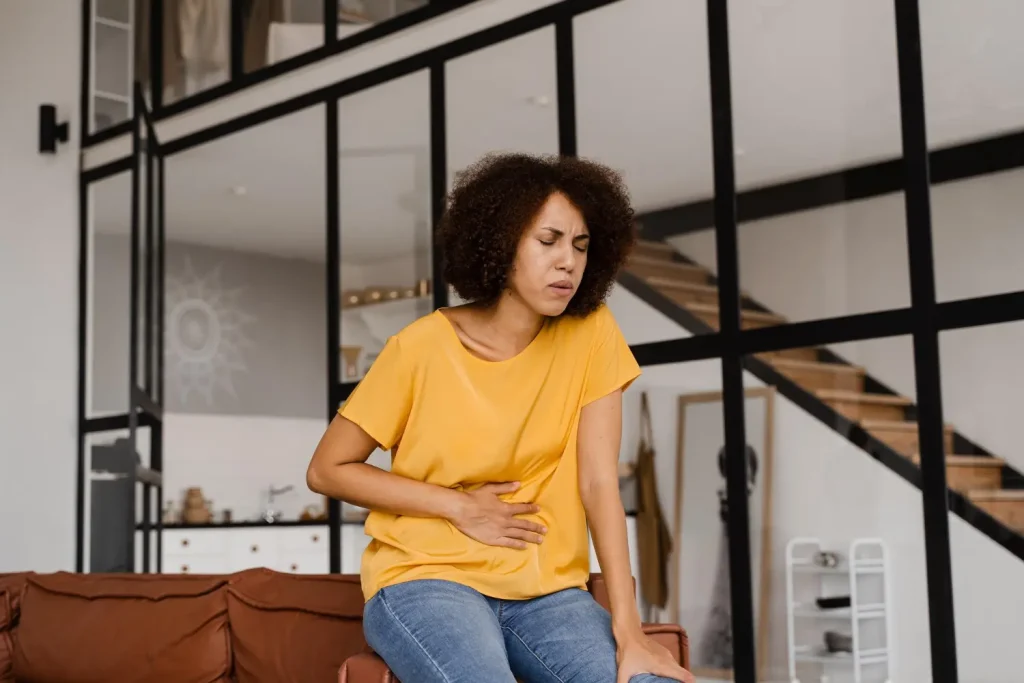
left=708, top=1, right=910, bottom=327
left=334, top=0, right=429, bottom=40
left=939, top=322, right=1024, bottom=681
left=162, top=106, right=328, bottom=525
left=575, top=0, right=716, bottom=341
left=445, top=26, right=559, bottom=185
left=614, top=360, right=725, bottom=622
left=150, top=155, right=165, bottom=402
left=338, top=70, right=431, bottom=384
left=746, top=336, right=928, bottom=681
left=84, top=426, right=153, bottom=573
left=162, top=0, right=230, bottom=105
left=920, top=2, right=1024, bottom=302
left=257, top=0, right=325, bottom=69
left=89, top=172, right=133, bottom=418
left=92, top=7, right=135, bottom=133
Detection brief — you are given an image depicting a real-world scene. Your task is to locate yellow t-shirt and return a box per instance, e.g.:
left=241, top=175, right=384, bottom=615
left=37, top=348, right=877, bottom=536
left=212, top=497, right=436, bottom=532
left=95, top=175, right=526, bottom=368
left=339, top=303, right=641, bottom=601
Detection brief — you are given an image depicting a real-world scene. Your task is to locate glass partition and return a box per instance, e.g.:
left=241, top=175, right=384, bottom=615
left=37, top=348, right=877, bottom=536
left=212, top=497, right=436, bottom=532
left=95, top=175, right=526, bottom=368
left=720, top=0, right=911, bottom=327
left=575, top=0, right=717, bottom=341
left=337, top=71, right=432, bottom=385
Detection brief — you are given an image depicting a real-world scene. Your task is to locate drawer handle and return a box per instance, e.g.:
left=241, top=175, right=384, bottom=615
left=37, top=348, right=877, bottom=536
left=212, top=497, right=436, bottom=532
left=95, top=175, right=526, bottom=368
left=290, top=563, right=298, bottom=571
left=311, top=534, right=320, bottom=543
left=181, top=564, right=189, bottom=573
left=250, top=544, right=259, bottom=553
left=181, top=539, right=189, bottom=547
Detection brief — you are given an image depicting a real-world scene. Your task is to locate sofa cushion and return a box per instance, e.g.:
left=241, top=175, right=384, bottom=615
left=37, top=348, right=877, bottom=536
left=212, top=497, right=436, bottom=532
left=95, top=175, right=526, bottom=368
left=0, top=573, right=30, bottom=683
left=12, top=572, right=232, bottom=683
left=228, top=568, right=367, bottom=683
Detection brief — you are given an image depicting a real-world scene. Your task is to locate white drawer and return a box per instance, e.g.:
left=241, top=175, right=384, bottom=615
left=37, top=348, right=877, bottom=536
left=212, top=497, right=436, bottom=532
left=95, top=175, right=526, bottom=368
left=164, top=553, right=230, bottom=575
left=276, top=526, right=328, bottom=553
left=228, top=529, right=279, bottom=571
left=340, top=525, right=372, bottom=575
left=164, top=529, right=231, bottom=556
left=275, top=550, right=330, bottom=575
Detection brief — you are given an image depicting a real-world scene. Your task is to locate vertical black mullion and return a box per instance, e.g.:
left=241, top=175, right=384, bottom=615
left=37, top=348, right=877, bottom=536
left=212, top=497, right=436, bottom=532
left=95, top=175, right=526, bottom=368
left=153, top=419, right=164, bottom=572
left=555, top=17, right=576, bottom=157
left=80, top=0, right=93, bottom=143
left=155, top=151, right=166, bottom=574
left=231, top=0, right=246, bottom=80
left=706, top=2, right=757, bottom=682
left=893, top=2, right=958, bottom=681
left=144, top=131, right=155, bottom=397
left=150, top=0, right=164, bottom=110
left=128, top=92, right=143, bottom=573
left=429, top=64, right=449, bottom=310
left=324, top=0, right=337, bottom=45
left=326, top=99, right=342, bottom=573
left=75, top=173, right=89, bottom=573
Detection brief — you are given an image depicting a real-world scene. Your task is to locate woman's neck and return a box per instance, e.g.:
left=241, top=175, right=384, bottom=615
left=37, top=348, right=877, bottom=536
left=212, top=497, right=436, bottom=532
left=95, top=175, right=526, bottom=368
left=477, top=293, right=546, bottom=352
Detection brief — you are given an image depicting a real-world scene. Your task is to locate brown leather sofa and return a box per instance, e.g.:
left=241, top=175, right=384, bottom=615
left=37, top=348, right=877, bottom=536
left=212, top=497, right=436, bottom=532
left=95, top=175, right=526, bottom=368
left=1, top=569, right=688, bottom=683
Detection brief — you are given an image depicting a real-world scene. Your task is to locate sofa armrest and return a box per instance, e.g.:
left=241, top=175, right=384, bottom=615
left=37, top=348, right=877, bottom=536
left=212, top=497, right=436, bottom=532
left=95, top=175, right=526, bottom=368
left=642, top=623, right=690, bottom=670
left=339, top=652, right=396, bottom=683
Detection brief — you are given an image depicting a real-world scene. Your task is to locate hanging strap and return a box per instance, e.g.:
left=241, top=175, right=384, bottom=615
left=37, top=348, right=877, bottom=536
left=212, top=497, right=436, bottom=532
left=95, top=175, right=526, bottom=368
left=639, top=392, right=654, bottom=447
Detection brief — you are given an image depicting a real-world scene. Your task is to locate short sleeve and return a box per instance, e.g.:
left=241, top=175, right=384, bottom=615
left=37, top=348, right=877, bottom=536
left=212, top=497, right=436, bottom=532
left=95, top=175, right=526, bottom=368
left=582, top=306, right=641, bottom=406
left=338, top=335, right=413, bottom=450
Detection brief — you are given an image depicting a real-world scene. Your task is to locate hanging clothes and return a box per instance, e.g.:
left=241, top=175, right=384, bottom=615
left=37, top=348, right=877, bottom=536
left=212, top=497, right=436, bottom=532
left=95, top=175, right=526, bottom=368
left=134, top=0, right=185, bottom=96
left=178, top=0, right=231, bottom=77
left=634, top=392, right=674, bottom=611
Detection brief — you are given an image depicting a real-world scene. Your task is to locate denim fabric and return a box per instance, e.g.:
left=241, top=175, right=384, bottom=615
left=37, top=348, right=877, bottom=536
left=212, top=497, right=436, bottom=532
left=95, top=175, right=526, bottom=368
left=363, top=579, right=681, bottom=683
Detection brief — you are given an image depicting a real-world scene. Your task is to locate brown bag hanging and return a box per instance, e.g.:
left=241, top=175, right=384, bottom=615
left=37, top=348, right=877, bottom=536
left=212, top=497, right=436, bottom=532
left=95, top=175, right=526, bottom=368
left=635, top=392, right=673, bottom=610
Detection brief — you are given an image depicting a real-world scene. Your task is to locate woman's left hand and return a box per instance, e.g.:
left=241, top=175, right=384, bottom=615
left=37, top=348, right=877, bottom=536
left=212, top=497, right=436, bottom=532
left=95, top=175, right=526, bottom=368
left=615, top=631, right=695, bottom=683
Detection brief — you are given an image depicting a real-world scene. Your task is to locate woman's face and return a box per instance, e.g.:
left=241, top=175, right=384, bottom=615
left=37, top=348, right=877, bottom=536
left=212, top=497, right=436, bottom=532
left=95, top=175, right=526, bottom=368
left=508, top=192, right=589, bottom=317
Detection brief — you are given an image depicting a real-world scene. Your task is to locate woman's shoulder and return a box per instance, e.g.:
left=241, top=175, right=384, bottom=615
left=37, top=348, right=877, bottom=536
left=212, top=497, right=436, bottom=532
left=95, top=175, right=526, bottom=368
left=389, top=310, right=449, bottom=353
left=550, top=302, right=619, bottom=344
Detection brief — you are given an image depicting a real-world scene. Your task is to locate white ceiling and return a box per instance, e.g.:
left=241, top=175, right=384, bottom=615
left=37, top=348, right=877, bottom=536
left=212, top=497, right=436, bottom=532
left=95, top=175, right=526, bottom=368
left=91, top=0, right=1024, bottom=264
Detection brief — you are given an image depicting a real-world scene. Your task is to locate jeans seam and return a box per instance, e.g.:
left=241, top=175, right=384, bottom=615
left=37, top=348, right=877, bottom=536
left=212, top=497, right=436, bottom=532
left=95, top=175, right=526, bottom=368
left=378, top=590, right=453, bottom=683
left=502, top=625, right=567, bottom=683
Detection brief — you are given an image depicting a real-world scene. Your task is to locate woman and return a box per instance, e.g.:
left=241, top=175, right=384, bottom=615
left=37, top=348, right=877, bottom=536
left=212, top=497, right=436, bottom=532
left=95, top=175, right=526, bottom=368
left=307, top=153, right=693, bottom=683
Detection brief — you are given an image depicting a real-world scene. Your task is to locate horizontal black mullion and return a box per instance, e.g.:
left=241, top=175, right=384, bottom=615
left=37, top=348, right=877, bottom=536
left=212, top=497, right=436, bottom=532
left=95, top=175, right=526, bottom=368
left=736, top=308, right=915, bottom=355
left=638, top=128, right=1024, bottom=240
left=936, top=290, right=1024, bottom=332
left=84, top=411, right=159, bottom=433
left=82, top=156, right=134, bottom=184
left=629, top=334, right=724, bottom=366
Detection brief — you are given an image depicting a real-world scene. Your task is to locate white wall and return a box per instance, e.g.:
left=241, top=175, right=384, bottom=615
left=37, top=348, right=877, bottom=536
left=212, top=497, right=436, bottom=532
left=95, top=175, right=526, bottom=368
left=607, top=284, right=1024, bottom=683
left=671, top=168, right=1024, bottom=475
left=0, top=1, right=82, bottom=572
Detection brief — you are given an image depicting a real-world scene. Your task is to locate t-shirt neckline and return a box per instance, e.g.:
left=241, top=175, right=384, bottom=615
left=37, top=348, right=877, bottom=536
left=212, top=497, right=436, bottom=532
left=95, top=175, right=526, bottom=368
left=434, top=308, right=549, bottom=366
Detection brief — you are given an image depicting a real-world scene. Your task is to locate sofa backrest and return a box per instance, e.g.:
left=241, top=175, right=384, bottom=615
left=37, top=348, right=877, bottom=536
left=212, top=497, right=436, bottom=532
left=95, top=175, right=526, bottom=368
left=0, top=570, right=619, bottom=683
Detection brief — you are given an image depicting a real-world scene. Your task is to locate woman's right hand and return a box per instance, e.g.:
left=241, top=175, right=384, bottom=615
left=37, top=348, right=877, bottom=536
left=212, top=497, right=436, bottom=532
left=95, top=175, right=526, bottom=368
left=449, top=481, right=547, bottom=549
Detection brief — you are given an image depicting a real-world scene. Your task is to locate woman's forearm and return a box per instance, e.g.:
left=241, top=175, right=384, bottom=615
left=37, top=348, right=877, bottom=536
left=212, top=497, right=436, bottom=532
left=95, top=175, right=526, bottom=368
left=308, top=461, right=466, bottom=521
left=583, top=482, right=644, bottom=637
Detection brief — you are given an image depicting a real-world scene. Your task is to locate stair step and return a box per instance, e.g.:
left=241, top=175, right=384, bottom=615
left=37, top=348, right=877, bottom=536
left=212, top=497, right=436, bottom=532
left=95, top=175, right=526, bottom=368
left=817, top=389, right=912, bottom=422
left=862, top=420, right=955, bottom=457
left=627, top=255, right=709, bottom=285
left=909, top=454, right=1006, bottom=492
left=646, top=277, right=720, bottom=307
left=968, top=490, right=1024, bottom=533
left=757, top=347, right=820, bottom=362
left=633, top=239, right=676, bottom=261
left=767, top=357, right=865, bottom=393
left=686, top=303, right=788, bottom=330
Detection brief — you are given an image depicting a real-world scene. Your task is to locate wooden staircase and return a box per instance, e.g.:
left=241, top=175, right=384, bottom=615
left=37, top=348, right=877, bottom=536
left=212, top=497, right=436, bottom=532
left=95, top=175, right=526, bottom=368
left=624, top=239, right=1024, bottom=537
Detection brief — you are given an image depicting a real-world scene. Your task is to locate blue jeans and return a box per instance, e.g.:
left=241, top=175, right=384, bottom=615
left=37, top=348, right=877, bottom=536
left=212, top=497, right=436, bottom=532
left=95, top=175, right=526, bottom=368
left=363, top=579, right=680, bottom=683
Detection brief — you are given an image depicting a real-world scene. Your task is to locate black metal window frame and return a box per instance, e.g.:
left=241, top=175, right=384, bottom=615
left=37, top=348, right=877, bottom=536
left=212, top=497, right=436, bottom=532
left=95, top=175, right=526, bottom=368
left=79, top=0, right=484, bottom=148
left=75, top=1, right=1024, bottom=680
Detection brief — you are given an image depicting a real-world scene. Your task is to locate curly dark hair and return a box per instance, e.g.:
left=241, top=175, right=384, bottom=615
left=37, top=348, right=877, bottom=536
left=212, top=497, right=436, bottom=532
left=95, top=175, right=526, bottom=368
left=437, top=153, right=636, bottom=317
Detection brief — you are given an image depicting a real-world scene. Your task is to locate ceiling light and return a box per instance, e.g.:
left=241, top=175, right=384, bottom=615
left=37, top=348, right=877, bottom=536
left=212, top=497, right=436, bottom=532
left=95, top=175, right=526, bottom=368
left=230, top=185, right=247, bottom=196
left=527, top=95, right=551, bottom=107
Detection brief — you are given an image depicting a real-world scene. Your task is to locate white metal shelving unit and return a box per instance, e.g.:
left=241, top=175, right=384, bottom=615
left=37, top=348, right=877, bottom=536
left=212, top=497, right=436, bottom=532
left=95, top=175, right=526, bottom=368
left=785, top=537, right=895, bottom=683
